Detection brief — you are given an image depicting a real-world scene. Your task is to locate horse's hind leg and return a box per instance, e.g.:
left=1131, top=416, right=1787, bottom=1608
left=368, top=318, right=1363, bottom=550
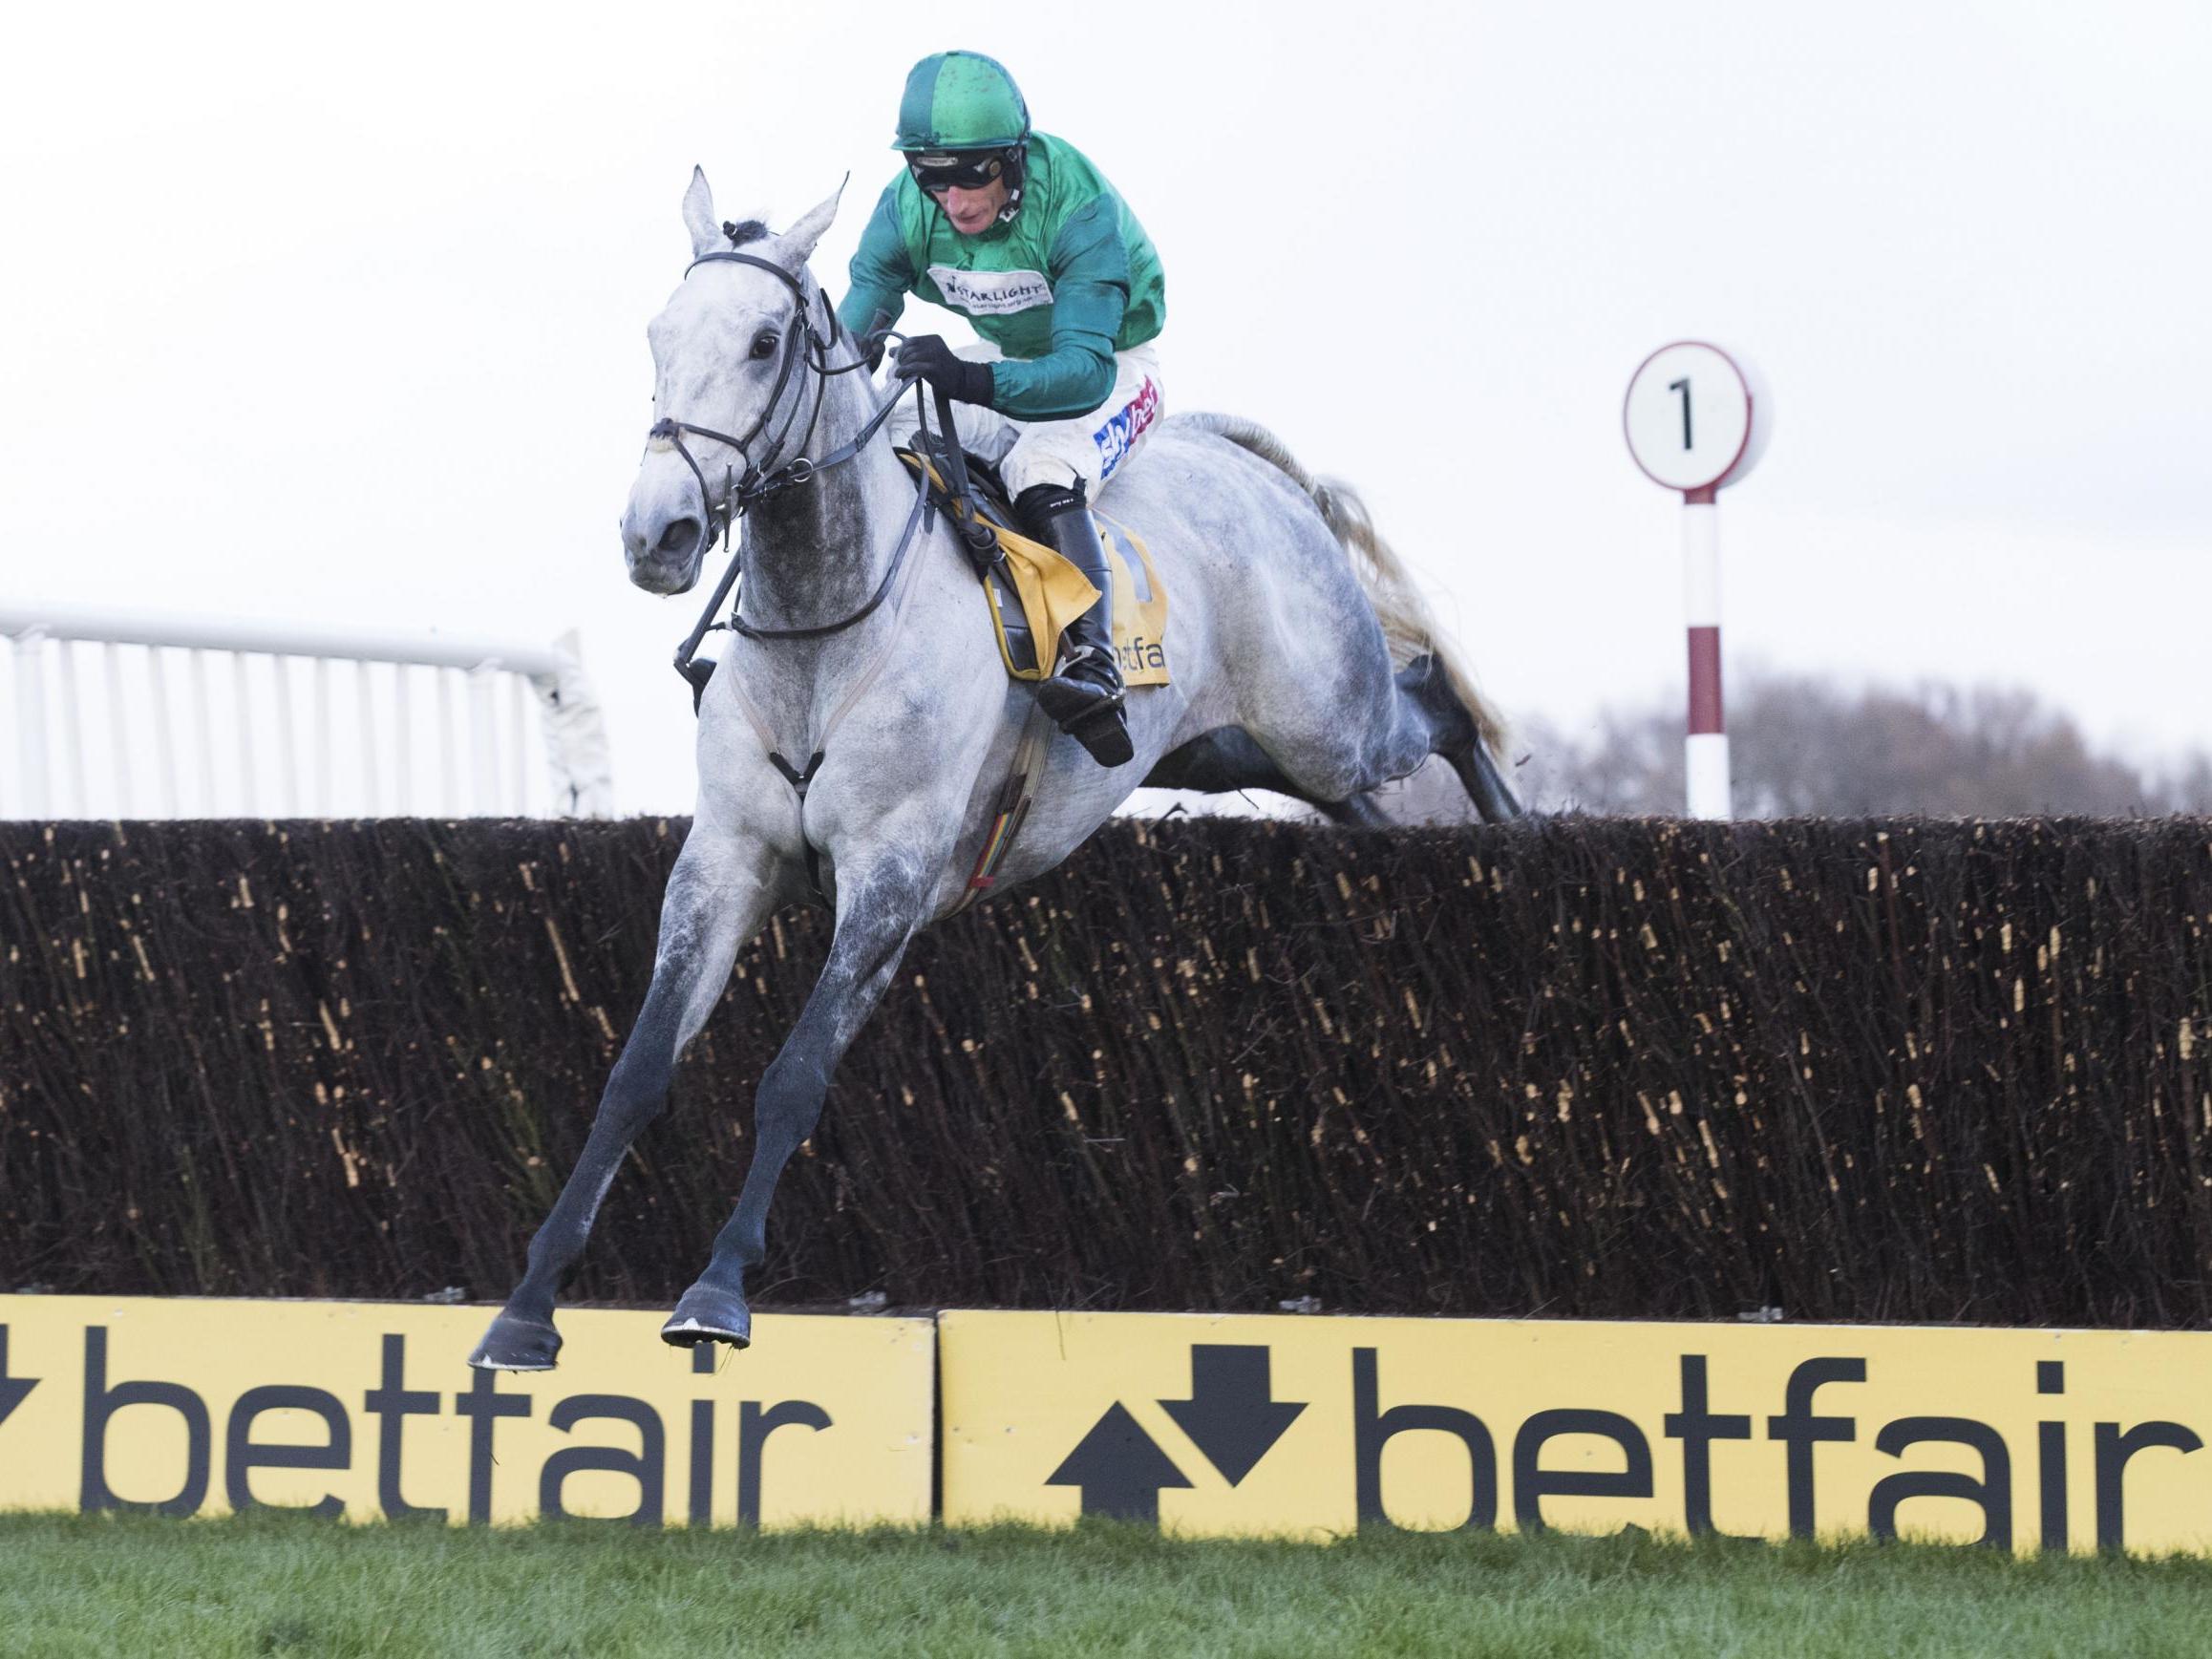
left=662, top=850, right=927, bottom=1350
left=1397, top=655, right=1523, bottom=822
left=1449, top=742, right=1521, bottom=822
left=470, top=839, right=778, bottom=1372
left=1144, top=726, right=1392, bottom=824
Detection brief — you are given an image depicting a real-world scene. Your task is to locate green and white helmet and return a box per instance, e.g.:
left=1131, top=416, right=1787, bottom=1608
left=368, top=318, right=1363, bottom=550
left=893, top=51, right=1030, bottom=154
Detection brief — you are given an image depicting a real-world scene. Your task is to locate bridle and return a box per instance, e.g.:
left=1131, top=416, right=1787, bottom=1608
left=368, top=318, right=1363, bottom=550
left=653, top=233, right=994, bottom=689
left=648, top=245, right=871, bottom=533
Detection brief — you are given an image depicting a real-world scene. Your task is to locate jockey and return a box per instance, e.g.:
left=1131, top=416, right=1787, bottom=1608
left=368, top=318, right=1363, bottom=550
left=839, top=50, right=1166, bottom=769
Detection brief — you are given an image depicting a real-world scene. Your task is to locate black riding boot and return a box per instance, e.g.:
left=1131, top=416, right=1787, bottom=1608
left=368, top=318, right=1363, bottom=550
left=1016, top=480, right=1134, bottom=768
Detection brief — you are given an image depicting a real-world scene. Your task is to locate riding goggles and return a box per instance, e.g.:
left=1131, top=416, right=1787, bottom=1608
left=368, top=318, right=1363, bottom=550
left=906, top=149, right=1010, bottom=191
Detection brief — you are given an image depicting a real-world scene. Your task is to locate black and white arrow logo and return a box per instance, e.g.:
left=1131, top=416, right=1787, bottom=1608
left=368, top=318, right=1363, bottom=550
left=1159, top=1345, right=1307, bottom=1485
left=1045, top=1402, right=1193, bottom=1521
left=1047, top=1344, right=1308, bottom=1521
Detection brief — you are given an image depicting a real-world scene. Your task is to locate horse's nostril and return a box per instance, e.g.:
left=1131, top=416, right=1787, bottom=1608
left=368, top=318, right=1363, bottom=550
left=656, top=518, right=701, bottom=557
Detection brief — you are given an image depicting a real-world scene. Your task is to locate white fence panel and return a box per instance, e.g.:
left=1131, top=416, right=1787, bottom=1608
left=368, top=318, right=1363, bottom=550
left=0, top=604, right=612, bottom=819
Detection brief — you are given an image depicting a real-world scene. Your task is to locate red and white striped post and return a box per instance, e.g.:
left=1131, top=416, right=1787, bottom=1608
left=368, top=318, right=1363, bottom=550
left=1624, top=343, right=1772, bottom=819
left=1682, top=485, right=1727, bottom=817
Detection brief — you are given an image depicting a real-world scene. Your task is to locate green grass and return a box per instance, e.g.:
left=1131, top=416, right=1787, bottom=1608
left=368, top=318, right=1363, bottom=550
left=3, top=1513, right=2210, bottom=1658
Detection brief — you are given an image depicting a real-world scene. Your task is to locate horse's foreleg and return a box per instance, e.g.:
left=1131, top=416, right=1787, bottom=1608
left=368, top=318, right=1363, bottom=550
left=662, top=856, right=925, bottom=1349
left=470, top=841, right=777, bottom=1371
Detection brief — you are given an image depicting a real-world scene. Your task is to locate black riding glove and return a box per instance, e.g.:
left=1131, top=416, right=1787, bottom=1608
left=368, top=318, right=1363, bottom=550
left=893, top=334, right=995, bottom=409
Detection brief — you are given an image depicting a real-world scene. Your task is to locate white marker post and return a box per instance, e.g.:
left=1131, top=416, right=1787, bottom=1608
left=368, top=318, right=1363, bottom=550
left=1623, top=342, right=1772, bottom=819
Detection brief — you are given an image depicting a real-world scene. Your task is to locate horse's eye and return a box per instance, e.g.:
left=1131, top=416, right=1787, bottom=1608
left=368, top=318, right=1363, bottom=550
left=751, top=331, right=780, bottom=361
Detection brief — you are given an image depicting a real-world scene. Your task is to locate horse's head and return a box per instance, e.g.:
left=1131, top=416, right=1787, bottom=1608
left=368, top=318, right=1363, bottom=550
left=621, top=167, right=841, bottom=595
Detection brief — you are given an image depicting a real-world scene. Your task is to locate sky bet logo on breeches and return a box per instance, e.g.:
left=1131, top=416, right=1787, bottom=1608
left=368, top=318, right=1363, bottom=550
left=1093, top=377, right=1161, bottom=483
left=0, top=1299, right=932, bottom=1526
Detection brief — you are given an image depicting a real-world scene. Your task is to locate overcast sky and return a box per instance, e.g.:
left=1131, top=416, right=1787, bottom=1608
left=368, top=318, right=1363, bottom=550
left=3, top=1, right=2206, bottom=813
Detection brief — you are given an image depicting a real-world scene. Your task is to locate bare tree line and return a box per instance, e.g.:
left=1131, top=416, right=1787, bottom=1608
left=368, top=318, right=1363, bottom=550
left=1510, top=670, right=2212, bottom=818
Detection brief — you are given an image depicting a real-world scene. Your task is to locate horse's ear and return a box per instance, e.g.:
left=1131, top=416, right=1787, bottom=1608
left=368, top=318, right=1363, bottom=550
left=682, top=165, right=722, bottom=260
left=776, top=180, right=845, bottom=270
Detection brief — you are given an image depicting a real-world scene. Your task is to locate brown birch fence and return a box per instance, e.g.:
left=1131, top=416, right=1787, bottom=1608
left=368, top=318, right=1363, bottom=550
left=3, top=816, right=2209, bottom=1327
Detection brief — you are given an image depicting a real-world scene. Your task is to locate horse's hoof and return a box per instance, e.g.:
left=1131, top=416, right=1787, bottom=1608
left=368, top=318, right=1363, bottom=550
left=469, top=1310, right=562, bottom=1372
left=662, top=1284, right=752, bottom=1350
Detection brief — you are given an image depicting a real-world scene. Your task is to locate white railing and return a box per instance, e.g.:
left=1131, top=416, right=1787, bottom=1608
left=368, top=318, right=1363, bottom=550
left=0, top=603, right=614, bottom=819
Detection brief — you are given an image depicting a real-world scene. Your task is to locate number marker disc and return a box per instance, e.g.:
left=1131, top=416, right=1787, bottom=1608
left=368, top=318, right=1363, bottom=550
left=1624, top=342, right=1768, bottom=494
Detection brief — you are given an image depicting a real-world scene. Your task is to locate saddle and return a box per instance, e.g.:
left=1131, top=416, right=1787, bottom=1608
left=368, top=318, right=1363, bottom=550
left=896, top=448, right=1172, bottom=687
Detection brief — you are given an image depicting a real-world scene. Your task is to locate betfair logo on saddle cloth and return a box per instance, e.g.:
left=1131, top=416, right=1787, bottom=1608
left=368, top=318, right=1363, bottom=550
left=901, top=455, right=1172, bottom=688
left=983, top=512, right=1171, bottom=687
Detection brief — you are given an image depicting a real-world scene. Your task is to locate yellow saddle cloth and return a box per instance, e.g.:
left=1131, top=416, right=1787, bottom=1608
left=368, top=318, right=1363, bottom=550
left=900, top=453, right=1171, bottom=687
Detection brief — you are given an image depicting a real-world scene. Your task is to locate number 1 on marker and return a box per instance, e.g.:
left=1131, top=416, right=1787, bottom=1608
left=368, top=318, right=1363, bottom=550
left=1668, top=378, right=1692, bottom=450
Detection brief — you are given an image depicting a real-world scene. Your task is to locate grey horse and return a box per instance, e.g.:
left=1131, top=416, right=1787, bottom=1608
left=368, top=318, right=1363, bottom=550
left=470, top=171, right=1519, bottom=1370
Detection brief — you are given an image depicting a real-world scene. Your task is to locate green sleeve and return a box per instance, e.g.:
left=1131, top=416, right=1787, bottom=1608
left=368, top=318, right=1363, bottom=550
left=837, top=181, right=912, bottom=341
left=987, top=195, right=1129, bottom=421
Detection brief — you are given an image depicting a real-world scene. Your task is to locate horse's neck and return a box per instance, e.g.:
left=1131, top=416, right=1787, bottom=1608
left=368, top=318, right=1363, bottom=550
left=738, top=338, right=913, bottom=630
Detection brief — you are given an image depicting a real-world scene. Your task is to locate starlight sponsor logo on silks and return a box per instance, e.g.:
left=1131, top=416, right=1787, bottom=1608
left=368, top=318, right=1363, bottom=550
left=1093, top=377, right=1162, bottom=483
left=925, top=266, right=1053, bottom=316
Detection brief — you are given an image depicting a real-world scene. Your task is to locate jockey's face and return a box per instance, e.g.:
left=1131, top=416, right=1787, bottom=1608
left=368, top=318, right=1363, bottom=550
left=928, top=176, right=1010, bottom=236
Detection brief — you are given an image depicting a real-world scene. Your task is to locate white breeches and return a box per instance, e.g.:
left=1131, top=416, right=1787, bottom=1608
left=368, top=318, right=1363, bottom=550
left=885, top=341, right=1164, bottom=501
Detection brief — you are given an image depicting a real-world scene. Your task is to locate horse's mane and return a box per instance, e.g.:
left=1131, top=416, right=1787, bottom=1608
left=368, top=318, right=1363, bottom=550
left=1176, top=412, right=1507, bottom=755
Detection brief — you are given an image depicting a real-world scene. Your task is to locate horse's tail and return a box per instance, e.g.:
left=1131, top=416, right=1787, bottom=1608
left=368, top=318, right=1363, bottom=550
left=1180, top=412, right=1507, bottom=755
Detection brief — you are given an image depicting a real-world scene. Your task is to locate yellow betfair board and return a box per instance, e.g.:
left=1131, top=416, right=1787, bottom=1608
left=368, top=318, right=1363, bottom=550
left=0, top=1296, right=932, bottom=1526
left=939, top=1310, right=2212, bottom=1554
left=10, top=1296, right=2212, bottom=1555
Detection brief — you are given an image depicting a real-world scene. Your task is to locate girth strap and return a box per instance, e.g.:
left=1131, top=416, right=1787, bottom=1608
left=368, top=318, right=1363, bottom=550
left=766, top=750, right=830, bottom=905
left=766, top=750, right=825, bottom=797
